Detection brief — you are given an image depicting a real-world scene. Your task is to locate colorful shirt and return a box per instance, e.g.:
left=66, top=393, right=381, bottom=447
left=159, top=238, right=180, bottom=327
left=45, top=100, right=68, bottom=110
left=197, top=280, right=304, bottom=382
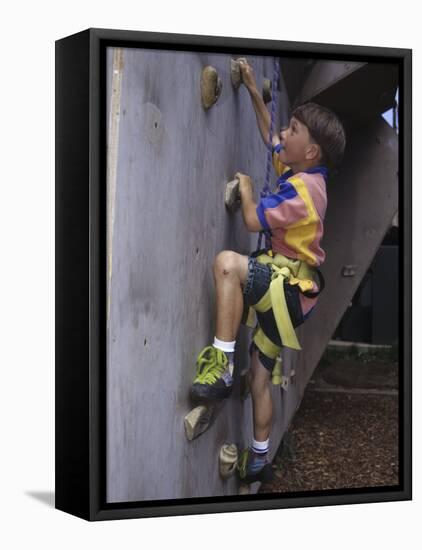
left=255, top=147, right=328, bottom=317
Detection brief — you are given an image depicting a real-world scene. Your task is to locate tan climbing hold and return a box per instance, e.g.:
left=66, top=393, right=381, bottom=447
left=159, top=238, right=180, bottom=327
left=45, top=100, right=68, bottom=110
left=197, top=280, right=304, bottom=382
left=219, top=444, right=239, bottom=479
left=184, top=405, right=215, bottom=441
left=281, top=375, right=290, bottom=391
left=225, top=178, right=240, bottom=212
left=201, top=66, right=222, bottom=109
left=230, top=59, right=240, bottom=89
left=263, top=78, right=272, bottom=104
left=230, top=59, right=241, bottom=89
left=230, top=57, right=248, bottom=89
left=239, top=483, right=251, bottom=495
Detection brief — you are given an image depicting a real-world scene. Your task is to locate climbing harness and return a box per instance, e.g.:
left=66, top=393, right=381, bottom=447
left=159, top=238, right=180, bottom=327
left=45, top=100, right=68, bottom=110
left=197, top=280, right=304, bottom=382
left=245, top=251, right=325, bottom=360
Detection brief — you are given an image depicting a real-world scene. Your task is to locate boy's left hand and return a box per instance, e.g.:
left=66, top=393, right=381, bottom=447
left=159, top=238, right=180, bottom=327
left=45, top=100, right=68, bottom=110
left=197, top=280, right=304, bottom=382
left=235, top=172, right=253, bottom=198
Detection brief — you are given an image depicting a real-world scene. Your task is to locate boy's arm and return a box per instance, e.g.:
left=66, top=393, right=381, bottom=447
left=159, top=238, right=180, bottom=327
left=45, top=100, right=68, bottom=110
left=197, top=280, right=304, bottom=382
left=238, top=59, right=278, bottom=148
left=235, top=172, right=263, bottom=232
left=238, top=59, right=288, bottom=178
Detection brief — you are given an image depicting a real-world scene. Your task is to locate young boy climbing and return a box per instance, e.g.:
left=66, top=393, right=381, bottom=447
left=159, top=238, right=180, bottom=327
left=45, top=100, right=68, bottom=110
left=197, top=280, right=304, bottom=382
left=190, top=58, right=346, bottom=484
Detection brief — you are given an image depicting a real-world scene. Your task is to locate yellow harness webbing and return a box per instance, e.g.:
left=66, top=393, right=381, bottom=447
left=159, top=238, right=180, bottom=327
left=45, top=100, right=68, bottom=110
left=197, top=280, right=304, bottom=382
left=247, top=253, right=317, bottom=355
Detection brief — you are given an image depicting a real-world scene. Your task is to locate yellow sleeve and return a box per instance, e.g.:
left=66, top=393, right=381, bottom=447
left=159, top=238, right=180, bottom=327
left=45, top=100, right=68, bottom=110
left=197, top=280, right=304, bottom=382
left=272, top=150, right=290, bottom=178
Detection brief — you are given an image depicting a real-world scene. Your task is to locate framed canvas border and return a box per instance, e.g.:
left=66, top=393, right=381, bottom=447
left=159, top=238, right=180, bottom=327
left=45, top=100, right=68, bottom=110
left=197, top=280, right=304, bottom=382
left=55, top=28, right=412, bottom=521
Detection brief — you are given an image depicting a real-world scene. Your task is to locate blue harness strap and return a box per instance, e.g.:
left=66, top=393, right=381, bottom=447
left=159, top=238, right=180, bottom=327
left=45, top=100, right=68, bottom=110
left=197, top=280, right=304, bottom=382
left=257, top=59, right=281, bottom=252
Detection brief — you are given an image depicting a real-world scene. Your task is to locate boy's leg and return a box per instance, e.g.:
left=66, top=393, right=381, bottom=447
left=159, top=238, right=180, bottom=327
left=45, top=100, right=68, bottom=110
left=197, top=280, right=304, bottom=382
left=248, top=348, right=273, bottom=441
left=237, top=347, right=275, bottom=484
left=213, top=251, right=249, bottom=341
left=190, top=251, right=249, bottom=402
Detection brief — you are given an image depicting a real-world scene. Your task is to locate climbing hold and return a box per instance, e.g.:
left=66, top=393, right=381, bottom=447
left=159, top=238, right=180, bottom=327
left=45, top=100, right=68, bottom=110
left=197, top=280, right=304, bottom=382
left=225, top=178, right=240, bottom=212
left=219, top=444, right=239, bottom=479
left=239, top=484, right=250, bottom=494
left=262, top=78, right=272, bottom=104
left=281, top=375, right=290, bottom=392
left=272, top=355, right=294, bottom=390
left=230, top=57, right=247, bottom=89
left=230, top=59, right=241, bottom=89
left=201, top=66, right=222, bottom=110
left=184, top=405, right=215, bottom=441
left=341, top=264, right=357, bottom=277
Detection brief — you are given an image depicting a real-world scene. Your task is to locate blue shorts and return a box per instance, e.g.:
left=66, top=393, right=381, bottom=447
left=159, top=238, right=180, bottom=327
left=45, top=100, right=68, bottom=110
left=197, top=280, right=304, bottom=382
left=243, top=256, right=312, bottom=372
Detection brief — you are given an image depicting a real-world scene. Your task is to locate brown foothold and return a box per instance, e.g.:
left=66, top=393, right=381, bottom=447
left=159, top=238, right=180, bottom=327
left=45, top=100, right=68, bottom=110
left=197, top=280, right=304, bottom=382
left=225, top=178, right=240, bottom=212
left=184, top=405, right=215, bottom=441
left=219, top=444, right=239, bottom=479
left=239, top=483, right=251, bottom=495
left=230, top=59, right=242, bottom=89
left=263, top=78, right=272, bottom=104
left=231, top=57, right=248, bottom=89
left=201, top=66, right=222, bottom=109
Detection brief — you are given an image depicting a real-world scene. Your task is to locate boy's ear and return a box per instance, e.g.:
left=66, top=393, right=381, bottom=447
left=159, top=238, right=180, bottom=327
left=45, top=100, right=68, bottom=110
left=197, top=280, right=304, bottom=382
left=306, top=143, right=321, bottom=162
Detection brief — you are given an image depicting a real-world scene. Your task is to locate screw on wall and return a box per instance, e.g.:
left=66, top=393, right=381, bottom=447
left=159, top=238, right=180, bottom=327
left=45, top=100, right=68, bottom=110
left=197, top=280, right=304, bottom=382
left=200, top=66, right=222, bottom=110
left=341, top=265, right=357, bottom=277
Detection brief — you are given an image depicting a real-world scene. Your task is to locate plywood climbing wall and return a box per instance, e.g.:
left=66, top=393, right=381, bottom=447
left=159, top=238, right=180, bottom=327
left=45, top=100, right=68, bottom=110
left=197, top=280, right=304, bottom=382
left=106, top=47, right=290, bottom=502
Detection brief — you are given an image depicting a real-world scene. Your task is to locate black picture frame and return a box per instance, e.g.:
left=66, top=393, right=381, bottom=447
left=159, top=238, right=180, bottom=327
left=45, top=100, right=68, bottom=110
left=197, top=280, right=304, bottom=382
left=55, top=27, right=412, bottom=521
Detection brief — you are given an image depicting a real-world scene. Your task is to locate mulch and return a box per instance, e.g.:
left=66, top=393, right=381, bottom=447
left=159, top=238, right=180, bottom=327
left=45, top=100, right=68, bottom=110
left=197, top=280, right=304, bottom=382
left=259, top=368, right=399, bottom=493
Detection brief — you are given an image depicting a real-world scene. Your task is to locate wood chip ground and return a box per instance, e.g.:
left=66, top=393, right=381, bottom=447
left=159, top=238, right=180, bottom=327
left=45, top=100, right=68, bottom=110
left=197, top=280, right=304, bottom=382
left=260, top=358, right=399, bottom=494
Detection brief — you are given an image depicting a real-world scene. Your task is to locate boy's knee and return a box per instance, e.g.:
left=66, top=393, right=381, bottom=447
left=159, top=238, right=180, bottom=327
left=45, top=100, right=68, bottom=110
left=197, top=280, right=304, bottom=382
left=214, top=250, right=238, bottom=277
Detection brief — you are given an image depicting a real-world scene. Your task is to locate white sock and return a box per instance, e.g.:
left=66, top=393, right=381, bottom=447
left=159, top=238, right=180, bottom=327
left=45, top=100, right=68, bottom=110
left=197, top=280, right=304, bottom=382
left=252, top=438, right=269, bottom=455
left=213, top=337, right=235, bottom=376
left=213, top=337, right=236, bottom=354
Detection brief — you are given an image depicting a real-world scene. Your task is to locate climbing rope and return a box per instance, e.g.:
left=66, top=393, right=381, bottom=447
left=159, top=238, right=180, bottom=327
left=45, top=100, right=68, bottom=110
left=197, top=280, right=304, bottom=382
left=257, top=58, right=281, bottom=251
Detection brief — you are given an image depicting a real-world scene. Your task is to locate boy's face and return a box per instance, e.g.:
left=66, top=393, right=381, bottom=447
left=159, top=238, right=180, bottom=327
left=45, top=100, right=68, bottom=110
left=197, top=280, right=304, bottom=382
left=278, top=116, right=319, bottom=167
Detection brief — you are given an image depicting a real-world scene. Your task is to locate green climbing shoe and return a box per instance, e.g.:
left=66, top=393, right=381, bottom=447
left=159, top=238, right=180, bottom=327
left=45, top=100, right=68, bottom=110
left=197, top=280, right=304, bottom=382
left=237, top=448, right=274, bottom=484
left=190, top=345, right=233, bottom=402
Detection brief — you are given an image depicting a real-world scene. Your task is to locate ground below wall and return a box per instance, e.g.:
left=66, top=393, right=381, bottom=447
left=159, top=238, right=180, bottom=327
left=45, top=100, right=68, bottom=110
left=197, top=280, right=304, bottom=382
left=260, top=354, right=399, bottom=493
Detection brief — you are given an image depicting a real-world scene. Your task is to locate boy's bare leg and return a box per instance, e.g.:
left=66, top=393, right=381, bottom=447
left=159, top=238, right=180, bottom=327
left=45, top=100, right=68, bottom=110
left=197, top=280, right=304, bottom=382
left=213, top=251, right=249, bottom=342
left=248, top=348, right=273, bottom=441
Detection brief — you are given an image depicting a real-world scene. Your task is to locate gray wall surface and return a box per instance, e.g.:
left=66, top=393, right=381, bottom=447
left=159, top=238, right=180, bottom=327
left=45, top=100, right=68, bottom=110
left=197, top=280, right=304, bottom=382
left=106, top=47, right=290, bottom=502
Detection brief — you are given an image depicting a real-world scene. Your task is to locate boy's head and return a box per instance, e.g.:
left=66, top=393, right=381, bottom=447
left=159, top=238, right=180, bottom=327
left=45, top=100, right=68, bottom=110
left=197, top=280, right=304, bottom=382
left=279, top=102, right=346, bottom=173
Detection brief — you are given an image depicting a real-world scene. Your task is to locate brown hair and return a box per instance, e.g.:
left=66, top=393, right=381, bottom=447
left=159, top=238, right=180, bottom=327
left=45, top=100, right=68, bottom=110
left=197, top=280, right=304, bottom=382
left=291, top=102, right=346, bottom=170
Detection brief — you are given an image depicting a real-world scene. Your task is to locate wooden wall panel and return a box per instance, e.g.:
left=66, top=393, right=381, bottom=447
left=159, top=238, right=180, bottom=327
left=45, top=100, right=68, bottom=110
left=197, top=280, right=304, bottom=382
left=106, top=47, right=290, bottom=502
